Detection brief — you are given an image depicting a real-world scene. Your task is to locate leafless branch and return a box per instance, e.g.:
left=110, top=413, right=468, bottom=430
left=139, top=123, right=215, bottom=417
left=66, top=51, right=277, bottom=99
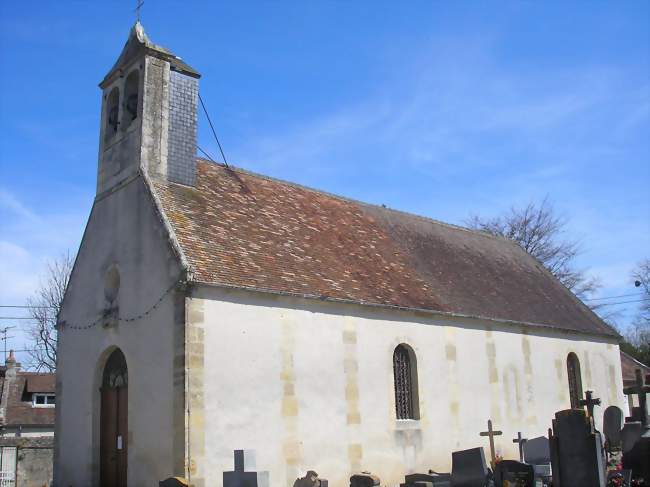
left=25, top=251, right=74, bottom=371
left=466, top=197, right=601, bottom=302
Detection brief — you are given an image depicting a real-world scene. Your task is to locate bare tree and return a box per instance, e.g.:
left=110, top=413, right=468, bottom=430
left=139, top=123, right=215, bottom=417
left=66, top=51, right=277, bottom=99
left=26, top=252, right=74, bottom=371
left=466, top=197, right=600, bottom=300
left=621, top=259, right=650, bottom=365
left=632, top=258, right=650, bottom=327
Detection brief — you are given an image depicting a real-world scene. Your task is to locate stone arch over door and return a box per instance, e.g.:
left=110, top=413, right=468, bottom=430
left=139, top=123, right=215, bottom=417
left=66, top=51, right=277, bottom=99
left=100, top=348, right=128, bottom=487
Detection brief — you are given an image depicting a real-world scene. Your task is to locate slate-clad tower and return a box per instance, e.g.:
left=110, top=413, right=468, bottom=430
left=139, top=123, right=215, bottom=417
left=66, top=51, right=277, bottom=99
left=97, top=22, right=200, bottom=194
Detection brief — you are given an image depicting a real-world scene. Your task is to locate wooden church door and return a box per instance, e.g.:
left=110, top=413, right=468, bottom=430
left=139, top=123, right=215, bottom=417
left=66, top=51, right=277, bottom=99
left=100, top=349, right=128, bottom=487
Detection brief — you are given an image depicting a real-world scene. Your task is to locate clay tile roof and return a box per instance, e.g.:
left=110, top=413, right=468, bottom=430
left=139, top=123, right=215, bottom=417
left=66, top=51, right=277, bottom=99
left=152, top=160, right=617, bottom=337
left=1, top=372, right=55, bottom=427
left=620, top=351, right=650, bottom=385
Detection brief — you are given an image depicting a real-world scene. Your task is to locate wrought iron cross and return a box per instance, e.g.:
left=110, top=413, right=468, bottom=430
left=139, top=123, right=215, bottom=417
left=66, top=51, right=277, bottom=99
left=579, top=390, right=602, bottom=420
left=512, top=431, right=527, bottom=462
left=480, top=419, right=503, bottom=465
left=134, top=0, right=145, bottom=22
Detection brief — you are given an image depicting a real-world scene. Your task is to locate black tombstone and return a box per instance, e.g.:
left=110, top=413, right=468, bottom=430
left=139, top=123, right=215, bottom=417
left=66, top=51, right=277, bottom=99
left=159, top=478, right=189, bottom=487
left=223, top=450, right=264, bottom=487
left=400, top=472, right=451, bottom=487
left=522, top=436, right=552, bottom=483
left=294, top=471, right=328, bottom=487
left=603, top=405, right=624, bottom=451
left=493, top=460, right=534, bottom=487
left=450, top=447, right=489, bottom=487
left=549, top=409, right=606, bottom=487
left=350, top=472, right=380, bottom=487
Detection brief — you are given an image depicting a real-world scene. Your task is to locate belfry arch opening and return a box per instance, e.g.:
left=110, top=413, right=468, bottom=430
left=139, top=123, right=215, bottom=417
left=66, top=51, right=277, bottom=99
left=105, top=87, right=120, bottom=141
left=122, top=70, right=139, bottom=129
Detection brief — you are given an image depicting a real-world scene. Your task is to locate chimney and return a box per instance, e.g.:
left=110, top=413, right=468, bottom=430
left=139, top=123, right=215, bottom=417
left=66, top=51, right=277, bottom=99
left=5, top=350, right=20, bottom=377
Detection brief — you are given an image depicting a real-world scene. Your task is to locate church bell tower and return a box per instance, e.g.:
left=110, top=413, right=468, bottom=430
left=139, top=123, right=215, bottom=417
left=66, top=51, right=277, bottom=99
left=97, top=22, right=201, bottom=195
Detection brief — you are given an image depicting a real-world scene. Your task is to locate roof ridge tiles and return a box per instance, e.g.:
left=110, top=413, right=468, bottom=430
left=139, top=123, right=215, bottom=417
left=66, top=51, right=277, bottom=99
left=192, top=157, right=518, bottom=246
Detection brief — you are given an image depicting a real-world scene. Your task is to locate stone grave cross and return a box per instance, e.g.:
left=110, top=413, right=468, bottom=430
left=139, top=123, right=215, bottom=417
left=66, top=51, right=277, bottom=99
left=223, top=450, right=268, bottom=487
left=579, top=390, right=601, bottom=424
left=623, top=368, right=649, bottom=426
left=512, top=431, right=527, bottom=462
left=480, top=419, right=502, bottom=465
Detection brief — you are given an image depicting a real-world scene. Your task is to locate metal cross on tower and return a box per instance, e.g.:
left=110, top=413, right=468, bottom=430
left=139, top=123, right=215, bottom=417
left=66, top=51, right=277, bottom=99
left=480, top=419, right=503, bottom=465
left=134, top=0, right=145, bottom=22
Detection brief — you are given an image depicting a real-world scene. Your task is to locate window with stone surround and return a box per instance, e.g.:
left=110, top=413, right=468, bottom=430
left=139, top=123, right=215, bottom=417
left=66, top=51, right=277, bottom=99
left=393, top=344, right=420, bottom=420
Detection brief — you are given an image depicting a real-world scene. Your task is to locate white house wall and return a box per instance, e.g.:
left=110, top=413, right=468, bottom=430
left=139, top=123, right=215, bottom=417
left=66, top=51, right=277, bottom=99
left=189, top=285, right=625, bottom=487
left=55, top=176, right=185, bottom=486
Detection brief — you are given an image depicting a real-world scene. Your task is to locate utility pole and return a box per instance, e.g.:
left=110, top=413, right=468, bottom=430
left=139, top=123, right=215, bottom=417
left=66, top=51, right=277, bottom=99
left=0, top=326, right=15, bottom=362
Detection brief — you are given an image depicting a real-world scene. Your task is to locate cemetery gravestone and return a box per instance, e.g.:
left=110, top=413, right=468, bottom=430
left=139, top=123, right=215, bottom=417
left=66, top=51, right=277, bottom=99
left=350, top=472, right=380, bottom=487
left=512, top=432, right=527, bottom=463
left=223, top=450, right=270, bottom=487
left=621, top=369, right=650, bottom=482
left=401, top=472, right=451, bottom=487
left=493, top=460, right=534, bottom=487
left=522, top=436, right=551, bottom=481
left=294, top=471, right=328, bottom=487
left=603, top=406, right=624, bottom=450
left=479, top=419, right=503, bottom=466
left=450, top=447, right=489, bottom=487
left=549, top=409, right=606, bottom=487
left=159, top=478, right=189, bottom=487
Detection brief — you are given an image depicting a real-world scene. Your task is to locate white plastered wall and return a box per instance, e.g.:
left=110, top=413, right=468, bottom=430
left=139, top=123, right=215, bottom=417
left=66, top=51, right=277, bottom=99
left=191, top=285, right=625, bottom=487
left=55, top=176, right=184, bottom=486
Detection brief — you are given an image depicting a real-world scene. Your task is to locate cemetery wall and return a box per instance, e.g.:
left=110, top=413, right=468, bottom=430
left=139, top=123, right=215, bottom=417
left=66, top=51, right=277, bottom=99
left=189, top=284, right=626, bottom=487
left=55, top=176, right=186, bottom=486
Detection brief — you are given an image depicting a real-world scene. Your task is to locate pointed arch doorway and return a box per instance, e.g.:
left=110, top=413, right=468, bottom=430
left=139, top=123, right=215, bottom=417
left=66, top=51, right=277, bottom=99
left=100, top=348, right=128, bottom=486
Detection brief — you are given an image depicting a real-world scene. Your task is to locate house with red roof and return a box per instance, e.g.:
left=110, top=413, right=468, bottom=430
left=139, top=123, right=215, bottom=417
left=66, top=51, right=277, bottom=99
left=0, top=351, right=54, bottom=486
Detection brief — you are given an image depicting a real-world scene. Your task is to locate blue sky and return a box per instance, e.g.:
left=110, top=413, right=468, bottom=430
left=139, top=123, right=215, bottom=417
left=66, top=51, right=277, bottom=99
left=1, top=1, right=648, bottom=365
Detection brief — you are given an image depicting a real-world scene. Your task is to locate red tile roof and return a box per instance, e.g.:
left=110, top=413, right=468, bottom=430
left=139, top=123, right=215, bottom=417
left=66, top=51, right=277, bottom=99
left=0, top=371, right=55, bottom=427
left=620, top=351, right=650, bottom=385
left=153, top=160, right=617, bottom=337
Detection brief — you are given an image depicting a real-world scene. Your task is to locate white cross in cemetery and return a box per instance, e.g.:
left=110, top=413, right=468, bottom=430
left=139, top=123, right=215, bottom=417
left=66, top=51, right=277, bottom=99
left=479, top=419, right=502, bottom=465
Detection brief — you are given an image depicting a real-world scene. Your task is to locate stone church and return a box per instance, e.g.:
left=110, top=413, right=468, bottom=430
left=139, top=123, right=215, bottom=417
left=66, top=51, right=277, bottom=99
left=55, top=23, right=626, bottom=486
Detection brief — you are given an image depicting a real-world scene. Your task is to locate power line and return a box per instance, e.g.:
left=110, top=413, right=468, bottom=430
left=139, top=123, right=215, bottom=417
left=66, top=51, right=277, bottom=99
left=198, top=93, right=229, bottom=167
left=197, top=145, right=220, bottom=165
left=0, top=305, right=55, bottom=309
left=594, top=298, right=650, bottom=306
left=0, top=317, right=35, bottom=320
left=584, top=292, right=645, bottom=301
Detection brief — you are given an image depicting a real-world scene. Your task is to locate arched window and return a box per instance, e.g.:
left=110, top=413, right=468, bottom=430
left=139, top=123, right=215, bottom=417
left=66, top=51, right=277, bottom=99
left=103, top=349, right=128, bottom=389
left=122, top=70, right=139, bottom=128
left=106, top=87, right=120, bottom=139
left=567, top=352, right=583, bottom=409
left=393, top=344, right=420, bottom=420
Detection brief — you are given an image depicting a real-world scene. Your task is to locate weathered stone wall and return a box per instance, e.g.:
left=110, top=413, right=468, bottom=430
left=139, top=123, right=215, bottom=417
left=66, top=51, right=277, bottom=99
left=190, top=284, right=626, bottom=487
left=55, top=176, right=185, bottom=486
left=17, top=447, right=53, bottom=487
left=0, top=437, right=53, bottom=487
